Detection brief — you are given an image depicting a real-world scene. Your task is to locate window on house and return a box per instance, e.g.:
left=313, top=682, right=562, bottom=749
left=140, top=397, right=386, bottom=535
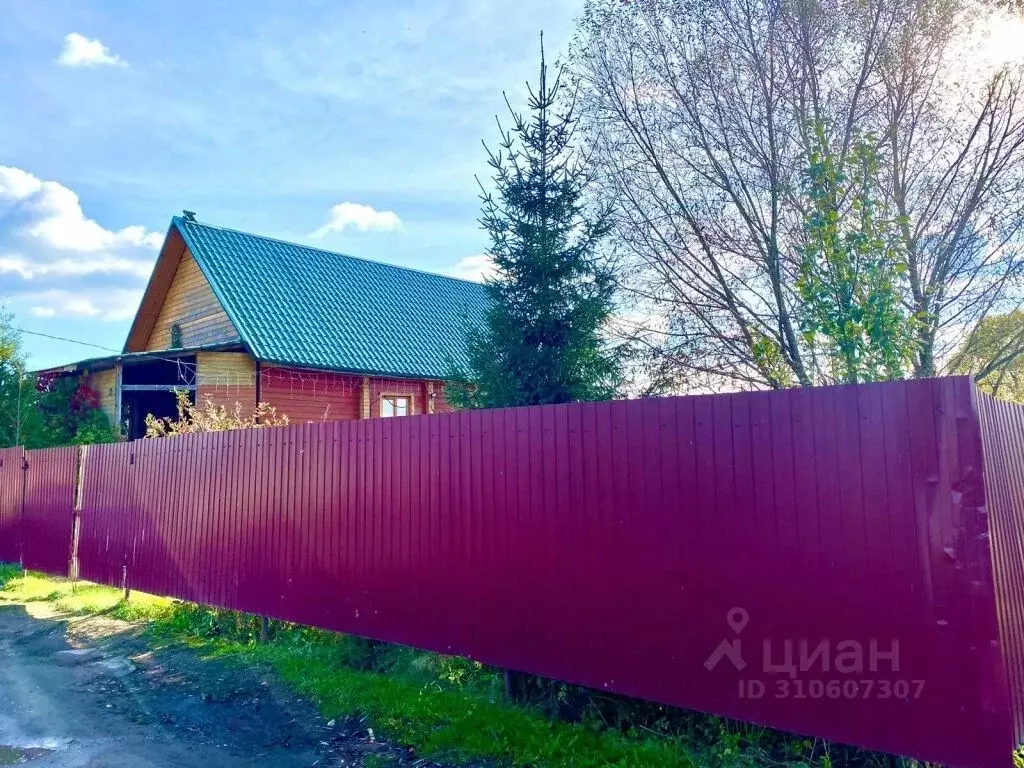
left=380, top=395, right=410, bottom=418
left=170, top=323, right=183, bottom=349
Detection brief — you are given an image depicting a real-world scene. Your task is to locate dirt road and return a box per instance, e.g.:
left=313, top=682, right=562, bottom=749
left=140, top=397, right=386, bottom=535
left=0, top=601, right=423, bottom=767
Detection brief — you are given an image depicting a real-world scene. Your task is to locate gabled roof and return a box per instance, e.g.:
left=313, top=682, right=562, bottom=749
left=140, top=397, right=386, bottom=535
left=128, top=217, right=489, bottom=380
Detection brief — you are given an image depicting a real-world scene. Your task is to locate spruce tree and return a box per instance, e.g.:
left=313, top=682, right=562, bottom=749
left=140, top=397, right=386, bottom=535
left=450, top=41, right=618, bottom=409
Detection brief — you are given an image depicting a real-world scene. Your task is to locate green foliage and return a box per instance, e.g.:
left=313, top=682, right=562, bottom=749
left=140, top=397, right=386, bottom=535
left=952, top=310, right=1024, bottom=403
left=70, top=408, right=122, bottom=446
left=750, top=330, right=796, bottom=389
left=362, top=757, right=400, bottom=768
left=0, top=308, right=118, bottom=448
left=258, top=642, right=692, bottom=768
left=0, top=562, right=21, bottom=590
left=153, top=600, right=269, bottom=640
left=0, top=308, right=42, bottom=448
left=797, top=125, right=919, bottom=385
left=33, top=375, right=120, bottom=447
left=0, top=311, right=16, bottom=362
left=449, top=43, right=620, bottom=409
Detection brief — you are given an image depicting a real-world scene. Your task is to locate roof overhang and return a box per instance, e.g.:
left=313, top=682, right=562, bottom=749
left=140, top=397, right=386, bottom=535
left=33, top=342, right=246, bottom=377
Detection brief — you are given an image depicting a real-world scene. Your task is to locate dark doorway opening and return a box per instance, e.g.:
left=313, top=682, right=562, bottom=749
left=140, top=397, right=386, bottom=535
left=120, top=356, right=197, bottom=440
left=122, top=389, right=194, bottom=441
left=122, top=357, right=196, bottom=386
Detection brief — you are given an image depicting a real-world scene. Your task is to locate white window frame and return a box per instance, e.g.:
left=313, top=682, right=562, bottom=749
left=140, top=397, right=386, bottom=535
left=380, top=394, right=412, bottom=418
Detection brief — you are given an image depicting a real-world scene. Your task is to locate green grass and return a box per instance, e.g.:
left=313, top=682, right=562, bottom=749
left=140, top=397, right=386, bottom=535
left=0, top=562, right=21, bottom=590
left=0, top=568, right=172, bottom=619
left=362, top=757, right=401, bottom=768
left=254, top=642, right=693, bottom=767
left=0, top=565, right=939, bottom=768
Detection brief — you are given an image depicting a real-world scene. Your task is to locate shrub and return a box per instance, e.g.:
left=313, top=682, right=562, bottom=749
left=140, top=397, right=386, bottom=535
left=145, top=391, right=288, bottom=437
left=31, top=376, right=120, bottom=447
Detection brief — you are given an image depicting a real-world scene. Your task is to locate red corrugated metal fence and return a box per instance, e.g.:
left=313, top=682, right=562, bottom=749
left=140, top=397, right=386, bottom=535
left=0, top=446, right=24, bottom=564
left=2, top=377, right=1022, bottom=767
left=21, top=446, right=78, bottom=576
left=978, top=392, right=1024, bottom=750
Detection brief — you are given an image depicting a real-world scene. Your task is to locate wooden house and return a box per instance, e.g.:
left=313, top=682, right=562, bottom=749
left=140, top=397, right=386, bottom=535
left=44, top=214, right=488, bottom=439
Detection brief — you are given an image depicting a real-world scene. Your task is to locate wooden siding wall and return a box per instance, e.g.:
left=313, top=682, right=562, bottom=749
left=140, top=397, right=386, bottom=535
left=146, top=249, right=240, bottom=351
left=259, top=365, right=448, bottom=423
left=431, top=382, right=452, bottom=414
left=196, top=353, right=257, bottom=412
left=260, top=365, right=363, bottom=423
left=149, top=351, right=453, bottom=425
left=81, top=368, right=118, bottom=427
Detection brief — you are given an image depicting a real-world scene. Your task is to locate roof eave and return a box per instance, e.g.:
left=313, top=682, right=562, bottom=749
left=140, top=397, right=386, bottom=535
left=33, top=341, right=247, bottom=376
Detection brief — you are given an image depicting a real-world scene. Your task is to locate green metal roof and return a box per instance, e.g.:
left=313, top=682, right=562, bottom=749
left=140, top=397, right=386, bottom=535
left=172, top=217, right=488, bottom=380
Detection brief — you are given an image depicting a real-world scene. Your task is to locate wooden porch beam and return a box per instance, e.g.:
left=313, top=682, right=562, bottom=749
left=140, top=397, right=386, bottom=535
left=120, top=384, right=198, bottom=392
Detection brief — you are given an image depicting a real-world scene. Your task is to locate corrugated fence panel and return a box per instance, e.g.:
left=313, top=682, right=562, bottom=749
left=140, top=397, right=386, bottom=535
left=78, top=441, right=138, bottom=587
left=21, top=446, right=77, bottom=576
left=64, top=377, right=1017, bottom=767
left=0, top=446, right=25, bottom=563
left=978, top=391, right=1024, bottom=749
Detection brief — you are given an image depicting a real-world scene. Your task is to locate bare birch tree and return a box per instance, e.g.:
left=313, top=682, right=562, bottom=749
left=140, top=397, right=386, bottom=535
left=574, top=0, right=1024, bottom=390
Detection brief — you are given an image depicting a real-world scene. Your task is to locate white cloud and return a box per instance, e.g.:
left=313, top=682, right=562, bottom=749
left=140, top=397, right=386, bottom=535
left=25, top=290, right=143, bottom=321
left=0, top=257, right=33, bottom=279
left=0, top=166, right=43, bottom=199
left=311, top=202, right=403, bottom=237
left=0, top=254, right=152, bottom=280
left=0, top=166, right=161, bottom=322
left=57, top=33, right=125, bottom=68
left=445, top=253, right=495, bottom=282
left=0, top=166, right=162, bottom=253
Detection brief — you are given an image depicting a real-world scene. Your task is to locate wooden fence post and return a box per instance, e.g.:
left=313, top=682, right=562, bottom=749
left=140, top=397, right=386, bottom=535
left=69, top=445, right=87, bottom=589
left=18, top=451, right=27, bottom=572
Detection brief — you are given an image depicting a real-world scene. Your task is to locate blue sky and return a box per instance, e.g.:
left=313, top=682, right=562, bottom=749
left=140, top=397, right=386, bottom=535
left=0, top=0, right=583, bottom=369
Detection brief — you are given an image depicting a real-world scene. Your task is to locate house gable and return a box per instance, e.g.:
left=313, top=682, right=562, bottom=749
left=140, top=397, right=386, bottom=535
left=125, top=225, right=242, bottom=353
left=146, top=248, right=240, bottom=351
